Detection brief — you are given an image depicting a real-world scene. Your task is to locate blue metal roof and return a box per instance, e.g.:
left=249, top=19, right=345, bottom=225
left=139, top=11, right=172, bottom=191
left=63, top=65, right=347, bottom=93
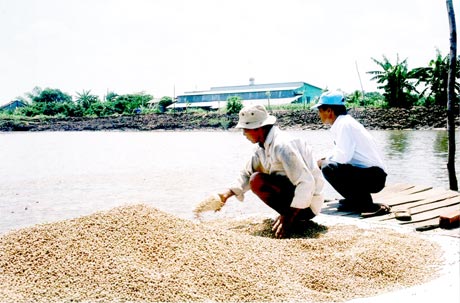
left=174, top=81, right=323, bottom=109
left=168, top=96, right=303, bottom=110
left=181, top=81, right=321, bottom=96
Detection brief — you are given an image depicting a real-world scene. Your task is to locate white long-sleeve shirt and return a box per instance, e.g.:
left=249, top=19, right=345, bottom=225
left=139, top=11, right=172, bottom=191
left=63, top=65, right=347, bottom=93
left=328, top=115, right=385, bottom=170
left=230, top=127, right=325, bottom=215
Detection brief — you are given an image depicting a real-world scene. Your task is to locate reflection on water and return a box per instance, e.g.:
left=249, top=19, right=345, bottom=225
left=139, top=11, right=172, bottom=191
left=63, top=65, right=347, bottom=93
left=386, top=130, right=410, bottom=155
left=0, top=129, right=459, bottom=234
left=434, top=130, right=449, bottom=155
left=374, top=130, right=460, bottom=190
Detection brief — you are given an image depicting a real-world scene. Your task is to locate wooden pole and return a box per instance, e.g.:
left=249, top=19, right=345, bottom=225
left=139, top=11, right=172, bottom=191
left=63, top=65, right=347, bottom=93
left=446, top=0, right=458, bottom=191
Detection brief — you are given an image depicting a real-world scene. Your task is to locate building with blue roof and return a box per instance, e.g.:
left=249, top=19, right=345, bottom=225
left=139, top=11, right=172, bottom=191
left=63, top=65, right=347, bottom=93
left=169, top=78, right=323, bottom=110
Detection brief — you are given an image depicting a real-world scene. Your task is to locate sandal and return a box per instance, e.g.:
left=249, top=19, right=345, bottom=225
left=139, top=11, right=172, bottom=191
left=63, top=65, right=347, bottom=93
left=360, top=204, right=391, bottom=218
left=394, top=210, right=412, bottom=221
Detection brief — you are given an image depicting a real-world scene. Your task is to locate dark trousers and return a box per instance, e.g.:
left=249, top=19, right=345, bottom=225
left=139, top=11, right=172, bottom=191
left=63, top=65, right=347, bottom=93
left=249, top=172, right=315, bottom=221
left=321, top=160, right=387, bottom=207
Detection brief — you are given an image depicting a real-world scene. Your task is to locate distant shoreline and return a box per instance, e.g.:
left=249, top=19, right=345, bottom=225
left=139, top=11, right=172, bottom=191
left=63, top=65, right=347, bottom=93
left=0, top=106, right=458, bottom=132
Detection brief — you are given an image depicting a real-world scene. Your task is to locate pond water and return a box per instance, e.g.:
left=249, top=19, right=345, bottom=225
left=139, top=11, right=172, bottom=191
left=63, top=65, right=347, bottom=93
left=1, top=129, right=459, bottom=234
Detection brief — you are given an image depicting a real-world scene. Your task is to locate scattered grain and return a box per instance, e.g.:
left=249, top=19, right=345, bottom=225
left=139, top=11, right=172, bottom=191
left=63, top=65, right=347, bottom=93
left=193, top=194, right=224, bottom=218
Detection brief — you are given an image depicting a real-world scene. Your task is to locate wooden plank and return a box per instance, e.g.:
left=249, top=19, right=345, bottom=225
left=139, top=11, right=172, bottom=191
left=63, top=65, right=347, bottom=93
left=405, top=196, right=460, bottom=214
left=398, top=203, right=460, bottom=225
left=374, top=188, right=456, bottom=207
left=323, top=190, right=458, bottom=214
left=367, top=196, right=459, bottom=223
left=371, top=183, right=415, bottom=200
left=321, top=183, right=460, bottom=234
left=374, top=195, right=423, bottom=207
left=397, top=185, right=433, bottom=195
left=379, top=195, right=460, bottom=215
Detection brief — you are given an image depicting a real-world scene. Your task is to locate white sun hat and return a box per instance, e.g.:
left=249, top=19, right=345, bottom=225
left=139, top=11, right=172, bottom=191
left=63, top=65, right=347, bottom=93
left=235, top=105, right=277, bottom=129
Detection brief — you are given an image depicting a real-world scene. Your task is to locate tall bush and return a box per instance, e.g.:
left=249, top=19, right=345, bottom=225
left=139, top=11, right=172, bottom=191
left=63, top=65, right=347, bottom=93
left=226, top=96, right=243, bottom=114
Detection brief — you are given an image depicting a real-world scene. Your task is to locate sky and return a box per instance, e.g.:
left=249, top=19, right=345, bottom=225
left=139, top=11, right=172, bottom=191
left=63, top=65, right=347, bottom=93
left=0, top=0, right=458, bottom=105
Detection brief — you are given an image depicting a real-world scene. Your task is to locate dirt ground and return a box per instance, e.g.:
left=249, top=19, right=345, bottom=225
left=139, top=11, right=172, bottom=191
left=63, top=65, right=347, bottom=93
left=0, top=105, right=455, bottom=132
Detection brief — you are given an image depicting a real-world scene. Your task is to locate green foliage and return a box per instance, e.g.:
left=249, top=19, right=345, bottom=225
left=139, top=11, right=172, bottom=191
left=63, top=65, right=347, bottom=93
left=270, top=103, right=308, bottom=111
left=346, top=91, right=364, bottom=106
left=346, top=91, right=386, bottom=107
left=17, top=100, right=80, bottom=117
left=76, top=90, right=100, bottom=111
left=15, top=104, right=40, bottom=117
left=29, top=87, right=72, bottom=104
left=10, top=88, right=156, bottom=118
left=410, top=50, right=460, bottom=106
left=107, top=92, right=153, bottom=114
left=205, top=117, right=232, bottom=129
left=3, top=50, right=456, bottom=120
left=105, top=91, right=118, bottom=102
left=17, top=87, right=76, bottom=117
left=84, top=102, right=109, bottom=117
left=157, top=96, right=173, bottom=113
left=180, top=107, right=208, bottom=114
left=159, top=96, right=173, bottom=107
left=226, top=96, right=243, bottom=114
left=368, top=55, right=417, bottom=108
left=368, top=51, right=460, bottom=108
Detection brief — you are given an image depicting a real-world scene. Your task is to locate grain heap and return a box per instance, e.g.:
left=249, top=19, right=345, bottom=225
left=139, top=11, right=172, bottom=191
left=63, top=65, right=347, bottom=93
left=0, top=204, right=442, bottom=303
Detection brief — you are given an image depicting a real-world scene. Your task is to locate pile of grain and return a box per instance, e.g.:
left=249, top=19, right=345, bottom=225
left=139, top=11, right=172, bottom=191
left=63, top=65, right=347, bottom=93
left=0, top=204, right=442, bottom=303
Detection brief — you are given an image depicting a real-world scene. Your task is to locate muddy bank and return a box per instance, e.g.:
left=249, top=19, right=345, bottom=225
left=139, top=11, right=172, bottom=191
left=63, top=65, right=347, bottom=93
left=0, top=106, right=457, bottom=132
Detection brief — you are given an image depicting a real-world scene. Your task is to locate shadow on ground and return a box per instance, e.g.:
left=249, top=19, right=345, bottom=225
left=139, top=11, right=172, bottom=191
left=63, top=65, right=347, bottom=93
left=226, top=218, right=328, bottom=239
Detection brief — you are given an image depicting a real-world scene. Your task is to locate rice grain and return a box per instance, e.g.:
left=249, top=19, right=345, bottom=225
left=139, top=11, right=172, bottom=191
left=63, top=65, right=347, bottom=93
left=193, top=194, right=224, bottom=218
left=0, top=204, right=442, bottom=303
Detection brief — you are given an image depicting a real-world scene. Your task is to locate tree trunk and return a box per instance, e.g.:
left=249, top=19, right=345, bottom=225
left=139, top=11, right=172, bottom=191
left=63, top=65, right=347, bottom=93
left=446, top=0, right=458, bottom=191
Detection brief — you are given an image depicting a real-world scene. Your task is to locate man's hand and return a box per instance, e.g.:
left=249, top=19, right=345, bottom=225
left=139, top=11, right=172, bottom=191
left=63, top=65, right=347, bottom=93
left=217, top=189, right=234, bottom=204
left=272, top=208, right=301, bottom=238
left=272, top=215, right=288, bottom=238
left=317, top=157, right=325, bottom=169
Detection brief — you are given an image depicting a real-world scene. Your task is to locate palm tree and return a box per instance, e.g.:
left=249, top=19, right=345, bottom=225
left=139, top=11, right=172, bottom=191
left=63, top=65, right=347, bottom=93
left=368, top=55, right=417, bottom=108
left=410, top=49, right=460, bottom=106
left=75, top=90, right=100, bottom=110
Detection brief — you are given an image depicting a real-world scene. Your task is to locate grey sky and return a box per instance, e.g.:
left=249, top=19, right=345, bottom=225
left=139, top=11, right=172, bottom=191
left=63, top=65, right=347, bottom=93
left=0, top=0, right=457, bottom=104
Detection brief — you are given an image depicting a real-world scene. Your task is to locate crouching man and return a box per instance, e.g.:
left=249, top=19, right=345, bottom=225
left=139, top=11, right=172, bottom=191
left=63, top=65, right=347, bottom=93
left=313, top=91, right=389, bottom=217
left=218, top=104, right=324, bottom=238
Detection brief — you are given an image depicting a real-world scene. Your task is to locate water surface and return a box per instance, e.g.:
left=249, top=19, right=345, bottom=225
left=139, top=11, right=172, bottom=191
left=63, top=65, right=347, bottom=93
left=1, top=130, right=459, bottom=234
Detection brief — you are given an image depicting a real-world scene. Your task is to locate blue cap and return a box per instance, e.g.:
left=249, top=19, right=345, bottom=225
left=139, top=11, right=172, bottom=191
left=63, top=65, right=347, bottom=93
left=311, top=91, right=345, bottom=109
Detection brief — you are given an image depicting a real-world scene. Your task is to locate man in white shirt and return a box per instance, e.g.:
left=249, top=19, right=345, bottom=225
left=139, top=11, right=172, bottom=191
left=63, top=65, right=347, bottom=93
left=218, top=104, right=324, bottom=238
left=313, top=91, right=390, bottom=217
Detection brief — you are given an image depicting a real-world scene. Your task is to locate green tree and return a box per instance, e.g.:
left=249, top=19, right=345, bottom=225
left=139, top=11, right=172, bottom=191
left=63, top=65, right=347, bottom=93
left=158, top=96, right=173, bottom=112
left=76, top=90, right=100, bottom=110
left=20, top=87, right=74, bottom=117
left=346, top=90, right=364, bottom=106
left=106, top=92, right=153, bottom=114
left=105, top=91, right=118, bottom=102
left=30, top=87, right=72, bottom=103
left=226, top=96, right=243, bottom=114
left=85, top=102, right=110, bottom=117
left=368, top=55, right=417, bottom=108
left=410, top=50, right=460, bottom=106
left=345, top=91, right=386, bottom=107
